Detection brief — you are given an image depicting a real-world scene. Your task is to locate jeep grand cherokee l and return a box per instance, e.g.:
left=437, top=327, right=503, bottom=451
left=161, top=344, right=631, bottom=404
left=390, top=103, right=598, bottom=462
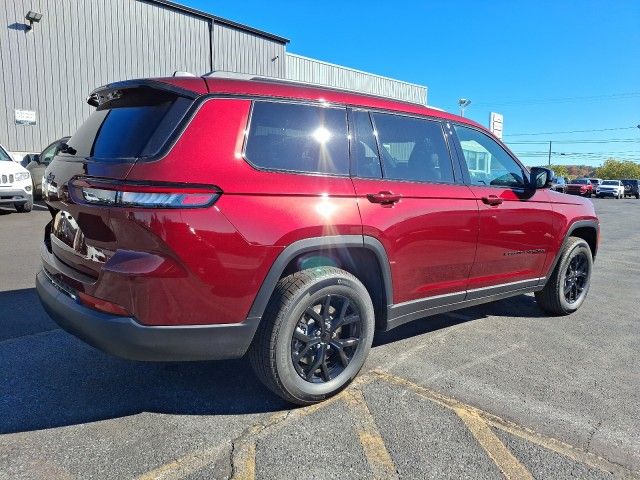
left=36, top=75, right=599, bottom=404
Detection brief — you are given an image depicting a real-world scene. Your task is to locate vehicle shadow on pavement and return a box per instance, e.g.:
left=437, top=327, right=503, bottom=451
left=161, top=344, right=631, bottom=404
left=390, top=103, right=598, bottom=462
left=0, top=288, right=289, bottom=435
left=1, top=290, right=545, bottom=435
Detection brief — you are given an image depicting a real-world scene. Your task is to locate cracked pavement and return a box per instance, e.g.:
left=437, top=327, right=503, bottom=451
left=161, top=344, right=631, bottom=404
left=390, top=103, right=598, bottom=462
left=1, top=198, right=639, bottom=479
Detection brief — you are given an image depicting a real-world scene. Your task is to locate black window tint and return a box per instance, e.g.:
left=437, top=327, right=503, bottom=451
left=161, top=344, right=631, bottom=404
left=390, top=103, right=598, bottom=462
left=63, top=88, right=192, bottom=161
left=245, top=101, right=349, bottom=175
left=454, top=125, right=525, bottom=188
left=371, top=113, right=454, bottom=183
left=352, top=110, right=382, bottom=178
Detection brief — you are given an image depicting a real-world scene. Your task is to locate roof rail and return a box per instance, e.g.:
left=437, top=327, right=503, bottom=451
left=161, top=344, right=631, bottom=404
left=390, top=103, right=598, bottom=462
left=203, top=71, right=426, bottom=106
left=203, top=71, right=256, bottom=80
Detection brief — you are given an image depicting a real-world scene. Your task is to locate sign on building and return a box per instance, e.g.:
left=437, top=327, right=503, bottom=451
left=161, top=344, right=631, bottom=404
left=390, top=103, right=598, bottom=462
left=15, top=109, right=37, bottom=126
left=489, top=112, right=503, bottom=139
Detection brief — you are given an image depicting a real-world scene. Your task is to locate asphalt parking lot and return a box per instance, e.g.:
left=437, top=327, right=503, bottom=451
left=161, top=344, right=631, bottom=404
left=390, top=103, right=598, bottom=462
left=1, top=198, right=639, bottom=479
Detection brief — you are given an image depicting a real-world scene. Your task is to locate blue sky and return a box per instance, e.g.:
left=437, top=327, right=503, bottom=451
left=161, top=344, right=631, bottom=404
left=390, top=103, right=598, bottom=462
left=184, top=0, right=640, bottom=166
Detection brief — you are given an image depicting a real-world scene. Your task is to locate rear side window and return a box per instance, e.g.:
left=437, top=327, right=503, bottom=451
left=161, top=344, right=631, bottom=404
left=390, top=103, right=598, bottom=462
left=63, top=88, right=192, bottom=160
left=371, top=113, right=454, bottom=183
left=245, top=101, right=349, bottom=175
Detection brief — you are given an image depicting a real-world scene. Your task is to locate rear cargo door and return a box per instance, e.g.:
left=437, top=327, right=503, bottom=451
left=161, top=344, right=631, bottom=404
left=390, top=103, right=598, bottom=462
left=43, top=84, right=197, bottom=277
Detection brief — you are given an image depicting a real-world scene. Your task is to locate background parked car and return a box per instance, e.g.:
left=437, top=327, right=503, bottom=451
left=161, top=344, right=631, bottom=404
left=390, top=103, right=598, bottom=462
left=596, top=180, right=625, bottom=199
left=621, top=179, right=640, bottom=199
left=25, top=137, right=69, bottom=199
left=589, top=178, right=603, bottom=189
left=0, top=143, right=33, bottom=212
left=566, top=178, right=593, bottom=197
left=551, top=176, right=567, bottom=193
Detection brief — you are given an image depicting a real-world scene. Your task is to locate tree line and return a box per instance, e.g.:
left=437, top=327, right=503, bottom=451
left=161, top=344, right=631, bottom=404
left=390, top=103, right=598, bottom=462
left=540, top=159, right=640, bottom=179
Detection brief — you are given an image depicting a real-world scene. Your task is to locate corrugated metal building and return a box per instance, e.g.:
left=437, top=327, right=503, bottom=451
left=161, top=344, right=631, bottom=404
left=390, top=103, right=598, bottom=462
left=0, top=0, right=427, bottom=156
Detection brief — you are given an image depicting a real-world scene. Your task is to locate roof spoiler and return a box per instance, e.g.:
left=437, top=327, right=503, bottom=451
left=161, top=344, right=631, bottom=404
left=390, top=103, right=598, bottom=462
left=87, top=79, right=199, bottom=107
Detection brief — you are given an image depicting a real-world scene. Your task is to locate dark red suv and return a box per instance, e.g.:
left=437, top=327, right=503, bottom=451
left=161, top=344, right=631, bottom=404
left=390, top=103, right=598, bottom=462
left=36, top=75, right=599, bottom=404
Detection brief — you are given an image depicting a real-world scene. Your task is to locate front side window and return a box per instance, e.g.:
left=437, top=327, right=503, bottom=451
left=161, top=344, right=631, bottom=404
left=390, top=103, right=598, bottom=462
left=0, top=146, right=11, bottom=162
left=245, top=101, right=349, bottom=175
left=454, top=125, right=525, bottom=188
left=371, top=113, right=454, bottom=183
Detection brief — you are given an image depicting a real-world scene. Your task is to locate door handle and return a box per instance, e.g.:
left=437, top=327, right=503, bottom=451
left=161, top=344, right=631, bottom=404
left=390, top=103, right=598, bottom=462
left=481, top=195, right=503, bottom=206
left=367, top=191, right=402, bottom=205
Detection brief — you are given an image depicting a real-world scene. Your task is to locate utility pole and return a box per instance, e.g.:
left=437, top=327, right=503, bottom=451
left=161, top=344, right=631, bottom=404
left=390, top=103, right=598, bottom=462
left=548, top=141, right=552, bottom=166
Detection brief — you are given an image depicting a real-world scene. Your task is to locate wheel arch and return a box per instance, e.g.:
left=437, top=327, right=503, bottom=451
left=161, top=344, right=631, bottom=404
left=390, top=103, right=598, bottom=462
left=545, top=220, right=599, bottom=279
left=247, top=235, right=393, bottom=329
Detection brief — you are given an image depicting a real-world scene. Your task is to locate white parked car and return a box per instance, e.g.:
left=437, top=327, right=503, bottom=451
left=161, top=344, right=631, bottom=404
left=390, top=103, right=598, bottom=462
left=596, top=179, right=625, bottom=199
left=0, top=143, right=33, bottom=212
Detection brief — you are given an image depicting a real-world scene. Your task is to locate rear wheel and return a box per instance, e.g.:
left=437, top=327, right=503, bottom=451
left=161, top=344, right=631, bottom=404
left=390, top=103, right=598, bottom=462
left=14, top=200, right=32, bottom=213
left=250, top=267, right=375, bottom=405
left=535, top=237, right=592, bottom=315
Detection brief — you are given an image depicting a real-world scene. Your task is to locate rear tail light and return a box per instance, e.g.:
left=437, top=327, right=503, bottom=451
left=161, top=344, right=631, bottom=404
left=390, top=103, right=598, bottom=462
left=69, top=177, right=220, bottom=208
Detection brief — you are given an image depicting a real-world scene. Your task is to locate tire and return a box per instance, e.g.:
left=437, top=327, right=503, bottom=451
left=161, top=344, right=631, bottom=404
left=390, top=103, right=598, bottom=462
left=535, top=237, right=593, bottom=315
left=14, top=200, right=33, bottom=213
left=636, top=194, right=639, bottom=199
left=250, top=267, right=375, bottom=405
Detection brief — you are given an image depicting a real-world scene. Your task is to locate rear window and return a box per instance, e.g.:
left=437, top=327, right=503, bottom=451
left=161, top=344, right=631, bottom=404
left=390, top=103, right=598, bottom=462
left=602, top=180, right=619, bottom=185
left=245, top=101, right=349, bottom=175
left=573, top=179, right=589, bottom=184
left=62, top=88, right=192, bottom=160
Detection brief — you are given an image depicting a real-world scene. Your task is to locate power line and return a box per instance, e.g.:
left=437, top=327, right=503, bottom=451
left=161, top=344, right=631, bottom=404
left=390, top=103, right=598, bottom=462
left=474, top=91, right=640, bottom=107
left=506, top=138, right=640, bottom=145
left=504, top=126, right=640, bottom=137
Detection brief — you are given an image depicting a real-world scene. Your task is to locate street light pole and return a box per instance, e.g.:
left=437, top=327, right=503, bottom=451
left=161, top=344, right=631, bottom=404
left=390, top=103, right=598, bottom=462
left=548, top=140, right=552, bottom=166
left=458, top=98, right=471, bottom=117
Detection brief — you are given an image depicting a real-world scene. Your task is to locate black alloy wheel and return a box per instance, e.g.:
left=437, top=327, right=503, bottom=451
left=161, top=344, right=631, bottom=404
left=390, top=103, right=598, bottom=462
left=291, top=294, right=362, bottom=383
left=563, top=252, right=590, bottom=304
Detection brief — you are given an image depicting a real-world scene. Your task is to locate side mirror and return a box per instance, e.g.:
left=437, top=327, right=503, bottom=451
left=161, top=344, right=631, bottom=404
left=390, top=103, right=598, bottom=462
left=529, top=167, right=554, bottom=189
left=32, top=154, right=41, bottom=164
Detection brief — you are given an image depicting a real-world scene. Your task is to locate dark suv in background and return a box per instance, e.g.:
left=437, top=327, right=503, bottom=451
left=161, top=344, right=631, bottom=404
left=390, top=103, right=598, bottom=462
left=621, top=179, right=640, bottom=199
left=36, top=75, right=599, bottom=404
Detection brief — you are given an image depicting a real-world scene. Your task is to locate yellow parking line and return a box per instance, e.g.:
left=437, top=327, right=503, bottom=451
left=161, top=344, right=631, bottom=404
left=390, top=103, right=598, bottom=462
left=136, top=444, right=226, bottom=480
left=344, top=389, right=398, bottom=480
left=231, top=441, right=256, bottom=480
left=455, top=408, right=533, bottom=480
left=372, top=369, right=637, bottom=478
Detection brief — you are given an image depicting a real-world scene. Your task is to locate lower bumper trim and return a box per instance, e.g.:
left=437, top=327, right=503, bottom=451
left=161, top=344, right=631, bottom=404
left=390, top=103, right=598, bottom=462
left=36, top=270, right=260, bottom=361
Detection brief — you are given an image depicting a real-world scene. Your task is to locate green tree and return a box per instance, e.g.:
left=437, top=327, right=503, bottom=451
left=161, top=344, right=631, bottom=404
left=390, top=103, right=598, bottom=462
left=594, top=158, right=640, bottom=179
left=546, top=164, right=569, bottom=177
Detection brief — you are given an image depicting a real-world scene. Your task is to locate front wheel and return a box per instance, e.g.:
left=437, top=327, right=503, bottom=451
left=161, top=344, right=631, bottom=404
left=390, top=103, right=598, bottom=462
left=14, top=200, right=32, bottom=213
left=250, top=267, right=375, bottom=405
left=535, top=237, right=593, bottom=315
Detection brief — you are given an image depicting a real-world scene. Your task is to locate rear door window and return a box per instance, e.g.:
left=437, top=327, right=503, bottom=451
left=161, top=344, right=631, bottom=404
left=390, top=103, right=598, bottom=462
left=370, top=112, right=454, bottom=183
left=245, top=101, right=349, bottom=175
left=62, top=88, right=192, bottom=161
left=351, top=110, right=383, bottom=179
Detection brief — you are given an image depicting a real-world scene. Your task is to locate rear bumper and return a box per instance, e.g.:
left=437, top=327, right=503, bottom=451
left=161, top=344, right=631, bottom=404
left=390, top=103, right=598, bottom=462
left=36, top=269, right=260, bottom=361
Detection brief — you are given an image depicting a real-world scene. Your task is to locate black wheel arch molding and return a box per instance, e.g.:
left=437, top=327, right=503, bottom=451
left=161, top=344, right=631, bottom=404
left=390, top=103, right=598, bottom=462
left=543, top=219, right=599, bottom=282
left=246, top=235, right=394, bottom=326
